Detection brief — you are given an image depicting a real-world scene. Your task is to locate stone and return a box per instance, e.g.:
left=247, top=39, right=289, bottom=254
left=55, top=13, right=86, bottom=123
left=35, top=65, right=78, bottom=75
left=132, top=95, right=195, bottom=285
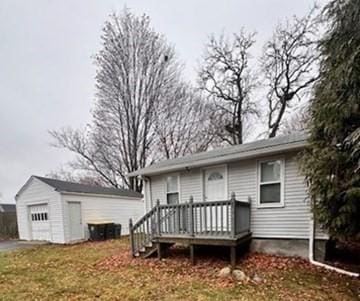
left=232, top=269, right=248, bottom=281
left=218, top=267, right=232, bottom=278
left=253, top=273, right=262, bottom=283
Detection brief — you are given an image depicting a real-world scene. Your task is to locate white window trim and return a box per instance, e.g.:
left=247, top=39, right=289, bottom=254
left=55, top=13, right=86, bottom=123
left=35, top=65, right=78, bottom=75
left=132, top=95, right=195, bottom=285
left=256, top=158, right=285, bottom=208
left=201, top=164, right=228, bottom=202
left=164, top=173, right=181, bottom=204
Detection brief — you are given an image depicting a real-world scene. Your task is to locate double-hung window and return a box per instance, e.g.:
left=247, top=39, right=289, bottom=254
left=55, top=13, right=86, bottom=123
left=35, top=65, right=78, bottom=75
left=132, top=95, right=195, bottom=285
left=258, top=159, right=284, bottom=207
left=166, top=175, right=179, bottom=205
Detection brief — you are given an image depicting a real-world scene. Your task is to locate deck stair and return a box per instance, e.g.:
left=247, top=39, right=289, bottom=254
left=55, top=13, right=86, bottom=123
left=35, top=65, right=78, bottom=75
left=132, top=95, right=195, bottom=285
left=129, top=193, right=251, bottom=267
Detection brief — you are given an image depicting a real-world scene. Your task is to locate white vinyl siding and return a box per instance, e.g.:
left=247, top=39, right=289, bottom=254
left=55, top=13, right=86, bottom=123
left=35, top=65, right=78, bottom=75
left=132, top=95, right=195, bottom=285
left=228, top=153, right=312, bottom=239
left=61, top=194, right=144, bottom=241
left=147, top=152, right=326, bottom=240
left=150, top=175, right=167, bottom=205
left=149, top=169, right=203, bottom=205
left=180, top=169, right=202, bottom=203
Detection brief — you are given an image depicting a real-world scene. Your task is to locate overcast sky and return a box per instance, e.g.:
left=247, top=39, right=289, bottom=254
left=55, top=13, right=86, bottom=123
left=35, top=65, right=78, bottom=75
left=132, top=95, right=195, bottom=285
left=0, top=0, right=324, bottom=203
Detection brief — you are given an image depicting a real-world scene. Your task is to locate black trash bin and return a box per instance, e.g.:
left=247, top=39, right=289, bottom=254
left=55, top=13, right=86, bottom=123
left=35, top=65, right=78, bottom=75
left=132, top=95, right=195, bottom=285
left=114, top=224, right=122, bottom=238
left=88, top=223, right=107, bottom=241
left=105, top=223, right=115, bottom=239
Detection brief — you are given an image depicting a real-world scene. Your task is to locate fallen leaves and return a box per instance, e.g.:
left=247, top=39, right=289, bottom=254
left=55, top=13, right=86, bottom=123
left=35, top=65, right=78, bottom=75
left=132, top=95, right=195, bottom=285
left=0, top=239, right=359, bottom=301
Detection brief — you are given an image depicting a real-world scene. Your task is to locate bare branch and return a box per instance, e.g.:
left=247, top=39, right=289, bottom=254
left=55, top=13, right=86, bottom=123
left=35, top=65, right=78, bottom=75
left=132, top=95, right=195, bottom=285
left=261, top=7, right=320, bottom=137
left=198, top=30, right=259, bottom=145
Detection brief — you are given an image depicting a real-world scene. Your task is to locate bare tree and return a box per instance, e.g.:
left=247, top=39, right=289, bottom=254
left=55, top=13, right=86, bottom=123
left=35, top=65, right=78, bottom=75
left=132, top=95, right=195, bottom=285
left=198, top=30, right=258, bottom=145
left=154, top=83, right=217, bottom=160
left=51, top=10, right=182, bottom=192
left=279, top=104, right=310, bottom=135
left=50, top=127, right=122, bottom=187
left=261, top=8, right=320, bottom=138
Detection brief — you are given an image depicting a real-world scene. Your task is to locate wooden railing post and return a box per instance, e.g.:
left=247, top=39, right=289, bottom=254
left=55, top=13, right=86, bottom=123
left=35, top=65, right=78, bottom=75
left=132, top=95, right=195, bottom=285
left=129, top=218, right=135, bottom=256
left=247, top=196, right=251, bottom=233
left=156, top=199, right=161, bottom=236
left=176, top=203, right=181, bottom=234
left=231, top=192, right=236, bottom=238
left=189, top=196, right=194, bottom=236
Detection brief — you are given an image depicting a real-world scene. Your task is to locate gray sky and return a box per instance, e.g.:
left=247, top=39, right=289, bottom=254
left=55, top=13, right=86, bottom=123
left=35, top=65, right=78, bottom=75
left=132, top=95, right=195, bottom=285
left=0, top=0, right=322, bottom=203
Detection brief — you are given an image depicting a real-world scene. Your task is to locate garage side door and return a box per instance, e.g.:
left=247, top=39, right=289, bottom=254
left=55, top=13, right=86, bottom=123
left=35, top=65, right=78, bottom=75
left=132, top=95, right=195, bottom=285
left=68, top=202, right=83, bottom=241
left=29, top=204, right=50, bottom=241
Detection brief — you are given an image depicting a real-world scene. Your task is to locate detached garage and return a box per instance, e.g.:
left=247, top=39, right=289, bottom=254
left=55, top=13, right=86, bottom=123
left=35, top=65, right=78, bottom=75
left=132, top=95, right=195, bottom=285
left=15, top=176, right=144, bottom=243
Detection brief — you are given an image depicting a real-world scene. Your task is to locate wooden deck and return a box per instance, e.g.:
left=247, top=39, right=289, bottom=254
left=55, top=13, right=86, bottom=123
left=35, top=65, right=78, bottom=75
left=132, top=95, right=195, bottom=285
left=129, top=194, right=251, bottom=267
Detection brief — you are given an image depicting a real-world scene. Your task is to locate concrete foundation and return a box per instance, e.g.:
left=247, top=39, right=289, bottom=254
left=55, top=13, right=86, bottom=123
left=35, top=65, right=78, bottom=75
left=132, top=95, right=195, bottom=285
left=250, top=238, right=328, bottom=261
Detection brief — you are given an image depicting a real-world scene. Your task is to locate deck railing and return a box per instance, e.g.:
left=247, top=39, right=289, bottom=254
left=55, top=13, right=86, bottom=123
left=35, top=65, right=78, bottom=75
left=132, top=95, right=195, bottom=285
left=129, top=192, right=250, bottom=256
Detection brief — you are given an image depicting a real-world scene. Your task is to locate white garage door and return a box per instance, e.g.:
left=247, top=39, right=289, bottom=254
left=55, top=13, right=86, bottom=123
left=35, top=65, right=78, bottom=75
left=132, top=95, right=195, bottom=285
left=29, top=204, right=50, bottom=241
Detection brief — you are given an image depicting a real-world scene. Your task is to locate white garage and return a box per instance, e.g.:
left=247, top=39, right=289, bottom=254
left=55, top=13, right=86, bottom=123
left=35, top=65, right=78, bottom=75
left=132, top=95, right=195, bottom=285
left=15, top=176, right=144, bottom=243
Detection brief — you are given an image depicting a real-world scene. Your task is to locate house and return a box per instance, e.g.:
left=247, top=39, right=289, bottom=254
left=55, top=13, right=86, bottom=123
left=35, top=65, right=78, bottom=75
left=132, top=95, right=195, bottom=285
left=0, top=203, right=16, bottom=213
left=15, top=176, right=144, bottom=243
left=127, top=132, right=328, bottom=266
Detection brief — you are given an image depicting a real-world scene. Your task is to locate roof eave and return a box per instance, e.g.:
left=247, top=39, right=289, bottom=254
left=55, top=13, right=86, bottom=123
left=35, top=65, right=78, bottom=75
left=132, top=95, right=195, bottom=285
left=128, top=140, right=306, bottom=177
left=59, top=190, right=143, bottom=200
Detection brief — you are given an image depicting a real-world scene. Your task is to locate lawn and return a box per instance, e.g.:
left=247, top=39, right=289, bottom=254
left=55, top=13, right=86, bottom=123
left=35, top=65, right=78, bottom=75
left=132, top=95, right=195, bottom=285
left=0, top=238, right=358, bottom=301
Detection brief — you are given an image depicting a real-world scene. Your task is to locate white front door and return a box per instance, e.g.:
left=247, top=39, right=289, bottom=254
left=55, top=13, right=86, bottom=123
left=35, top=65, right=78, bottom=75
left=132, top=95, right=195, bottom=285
left=204, top=166, right=227, bottom=201
left=29, top=204, right=50, bottom=241
left=68, top=202, right=83, bottom=241
left=204, top=166, right=227, bottom=233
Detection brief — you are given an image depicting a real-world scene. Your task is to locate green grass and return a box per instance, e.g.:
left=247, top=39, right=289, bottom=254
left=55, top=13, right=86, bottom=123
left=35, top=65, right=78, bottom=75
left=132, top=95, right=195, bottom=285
left=0, top=238, right=358, bottom=301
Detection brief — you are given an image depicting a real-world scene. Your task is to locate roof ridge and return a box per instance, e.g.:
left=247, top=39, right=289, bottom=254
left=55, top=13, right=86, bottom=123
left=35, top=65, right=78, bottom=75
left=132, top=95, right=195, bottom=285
left=33, top=175, right=130, bottom=191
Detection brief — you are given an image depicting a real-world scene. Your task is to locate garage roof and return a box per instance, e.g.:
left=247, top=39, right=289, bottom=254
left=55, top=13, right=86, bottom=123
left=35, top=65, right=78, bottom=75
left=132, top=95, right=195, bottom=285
left=33, top=176, right=143, bottom=198
left=0, top=204, right=16, bottom=212
left=128, top=132, right=308, bottom=177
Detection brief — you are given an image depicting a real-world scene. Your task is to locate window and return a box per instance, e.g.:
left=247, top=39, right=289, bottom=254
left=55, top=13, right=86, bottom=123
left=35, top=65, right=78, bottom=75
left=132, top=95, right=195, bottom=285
left=31, top=212, right=48, bottom=221
left=166, top=175, right=179, bottom=205
left=258, top=159, right=284, bottom=207
left=207, top=171, right=224, bottom=181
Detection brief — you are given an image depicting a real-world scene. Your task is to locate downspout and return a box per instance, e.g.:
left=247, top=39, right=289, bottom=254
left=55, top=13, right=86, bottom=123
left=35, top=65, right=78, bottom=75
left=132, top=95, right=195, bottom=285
left=309, top=214, right=359, bottom=278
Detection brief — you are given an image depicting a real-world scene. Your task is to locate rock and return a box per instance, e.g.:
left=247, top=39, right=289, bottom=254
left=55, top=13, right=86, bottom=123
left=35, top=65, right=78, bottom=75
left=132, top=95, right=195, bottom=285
left=232, top=269, right=248, bottom=281
left=218, top=267, right=232, bottom=278
left=253, top=273, right=262, bottom=283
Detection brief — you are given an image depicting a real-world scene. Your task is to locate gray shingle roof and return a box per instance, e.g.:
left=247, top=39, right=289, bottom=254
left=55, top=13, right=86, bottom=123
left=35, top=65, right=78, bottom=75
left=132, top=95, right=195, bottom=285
left=34, top=176, right=143, bottom=198
left=0, top=204, right=16, bottom=212
left=128, top=132, right=308, bottom=177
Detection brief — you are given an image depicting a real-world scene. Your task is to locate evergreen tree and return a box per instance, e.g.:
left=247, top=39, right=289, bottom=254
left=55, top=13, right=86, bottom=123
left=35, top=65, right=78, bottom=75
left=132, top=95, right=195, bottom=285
left=301, top=0, right=360, bottom=239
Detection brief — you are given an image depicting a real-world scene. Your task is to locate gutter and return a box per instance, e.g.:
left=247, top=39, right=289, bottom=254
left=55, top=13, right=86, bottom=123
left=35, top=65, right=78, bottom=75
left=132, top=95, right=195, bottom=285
left=309, top=215, right=359, bottom=278
left=58, top=191, right=143, bottom=201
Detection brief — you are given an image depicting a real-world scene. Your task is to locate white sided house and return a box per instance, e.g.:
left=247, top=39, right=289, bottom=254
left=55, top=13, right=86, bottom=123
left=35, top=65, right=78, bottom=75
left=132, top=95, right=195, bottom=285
left=15, top=176, right=144, bottom=243
left=128, top=132, right=328, bottom=264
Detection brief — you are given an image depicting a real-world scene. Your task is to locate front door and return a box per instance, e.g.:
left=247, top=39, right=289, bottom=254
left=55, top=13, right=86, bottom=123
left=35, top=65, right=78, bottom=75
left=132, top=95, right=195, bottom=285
left=68, top=202, right=83, bottom=241
left=204, top=166, right=227, bottom=233
left=204, top=166, right=227, bottom=201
